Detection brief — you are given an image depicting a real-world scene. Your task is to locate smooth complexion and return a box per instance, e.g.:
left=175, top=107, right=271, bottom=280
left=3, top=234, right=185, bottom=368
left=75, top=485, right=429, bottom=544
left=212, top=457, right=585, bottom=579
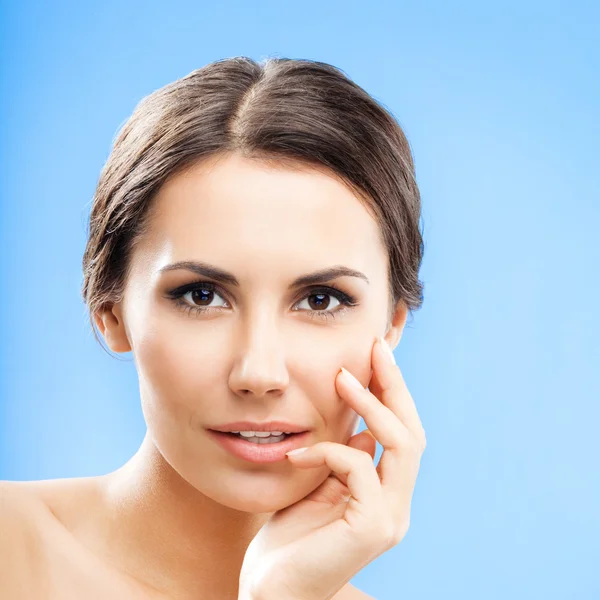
left=92, top=152, right=407, bottom=599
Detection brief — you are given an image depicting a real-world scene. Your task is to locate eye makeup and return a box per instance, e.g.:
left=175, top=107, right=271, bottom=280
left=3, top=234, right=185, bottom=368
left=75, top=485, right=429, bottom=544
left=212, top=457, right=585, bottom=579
left=164, top=280, right=360, bottom=322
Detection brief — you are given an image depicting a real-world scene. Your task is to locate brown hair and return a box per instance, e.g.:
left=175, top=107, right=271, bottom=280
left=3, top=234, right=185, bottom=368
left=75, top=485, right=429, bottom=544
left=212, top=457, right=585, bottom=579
left=81, top=56, right=425, bottom=353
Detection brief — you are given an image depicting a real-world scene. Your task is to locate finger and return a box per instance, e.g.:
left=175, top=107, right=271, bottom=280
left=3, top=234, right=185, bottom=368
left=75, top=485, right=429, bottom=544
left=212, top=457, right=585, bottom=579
left=333, top=429, right=377, bottom=489
left=336, top=366, right=406, bottom=452
left=337, top=365, right=422, bottom=497
left=369, top=337, right=427, bottom=448
left=286, top=441, right=384, bottom=515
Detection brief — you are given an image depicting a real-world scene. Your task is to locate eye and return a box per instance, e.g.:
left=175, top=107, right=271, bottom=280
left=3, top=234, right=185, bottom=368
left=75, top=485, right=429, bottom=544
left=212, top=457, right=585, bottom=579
left=294, top=292, right=341, bottom=312
left=166, top=281, right=359, bottom=321
left=181, top=285, right=228, bottom=310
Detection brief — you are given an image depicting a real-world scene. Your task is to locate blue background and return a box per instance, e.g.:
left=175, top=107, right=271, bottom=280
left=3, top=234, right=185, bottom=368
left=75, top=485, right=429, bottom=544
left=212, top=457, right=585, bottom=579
left=1, top=1, right=598, bottom=598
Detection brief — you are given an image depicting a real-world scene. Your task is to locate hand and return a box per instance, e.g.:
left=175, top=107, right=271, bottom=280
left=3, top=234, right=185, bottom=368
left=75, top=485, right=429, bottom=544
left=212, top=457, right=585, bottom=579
left=238, top=337, right=427, bottom=600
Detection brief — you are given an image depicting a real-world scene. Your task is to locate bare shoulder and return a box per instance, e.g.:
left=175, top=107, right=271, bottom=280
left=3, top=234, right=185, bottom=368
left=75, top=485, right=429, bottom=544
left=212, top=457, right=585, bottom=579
left=0, top=477, right=106, bottom=598
left=4, top=475, right=106, bottom=526
left=0, top=479, right=49, bottom=538
left=0, top=477, right=101, bottom=551
left=0, top=480, right=50, bottom=596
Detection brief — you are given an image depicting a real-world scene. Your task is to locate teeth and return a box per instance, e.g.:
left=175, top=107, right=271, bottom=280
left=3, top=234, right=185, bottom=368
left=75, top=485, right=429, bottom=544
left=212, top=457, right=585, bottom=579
left=233, top=431, right=288, bottom=437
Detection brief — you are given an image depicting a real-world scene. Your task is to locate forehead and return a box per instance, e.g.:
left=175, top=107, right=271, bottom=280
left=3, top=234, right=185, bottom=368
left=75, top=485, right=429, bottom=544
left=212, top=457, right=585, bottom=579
left=139, top=153, right=387, bottom=281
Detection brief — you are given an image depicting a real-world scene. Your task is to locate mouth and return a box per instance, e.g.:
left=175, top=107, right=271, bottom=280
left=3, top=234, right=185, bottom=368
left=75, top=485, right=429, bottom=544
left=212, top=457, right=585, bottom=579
left=216, top=431, right=301, bottom=443
left=206, top=429, right=311, bottom=463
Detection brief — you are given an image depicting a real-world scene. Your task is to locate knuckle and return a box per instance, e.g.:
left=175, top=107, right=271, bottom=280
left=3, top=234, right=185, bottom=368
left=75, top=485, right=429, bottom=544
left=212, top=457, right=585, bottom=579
left=380, top=521, right=406, bottom=548
left=396, top=427, right=413, bottom=449
left=369, top=522, right=395, bottom=549
left=395, top=518, right=411, bottom=543
left=404, top=436, right=422, bottom=458
left=351, top=447, right=374, bottom=467
left=360, top=449, right=374, bottom=464
left=411, top=429, right=427, bottom=453
left=379, top=516, right=410, bottom=548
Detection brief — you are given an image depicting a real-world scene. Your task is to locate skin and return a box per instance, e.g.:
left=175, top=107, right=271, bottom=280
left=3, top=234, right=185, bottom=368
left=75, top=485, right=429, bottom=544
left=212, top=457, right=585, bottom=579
left=5, top=151, right=406, bottom=599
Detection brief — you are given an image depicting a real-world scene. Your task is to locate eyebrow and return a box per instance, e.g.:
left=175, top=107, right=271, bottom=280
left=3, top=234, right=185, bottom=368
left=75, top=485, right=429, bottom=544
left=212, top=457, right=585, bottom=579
left=158, top=261, right=370, bottom=288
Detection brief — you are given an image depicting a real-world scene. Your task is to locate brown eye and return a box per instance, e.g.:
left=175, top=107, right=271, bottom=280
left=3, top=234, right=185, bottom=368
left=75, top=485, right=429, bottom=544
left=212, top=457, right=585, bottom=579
left=167, top=281, right=358, bottom=320
left=184, top=287, right=228, bottom=308
left=298, top=293, right=341, bottom=312
left=190, top=288, right=214, bottom=306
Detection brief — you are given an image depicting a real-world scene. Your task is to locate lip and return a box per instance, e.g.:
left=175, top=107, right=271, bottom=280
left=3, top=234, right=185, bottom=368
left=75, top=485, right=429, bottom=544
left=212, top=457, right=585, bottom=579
left=209, top=421, right=312, bottom=433
left=207, top=430, right=311, bottom=463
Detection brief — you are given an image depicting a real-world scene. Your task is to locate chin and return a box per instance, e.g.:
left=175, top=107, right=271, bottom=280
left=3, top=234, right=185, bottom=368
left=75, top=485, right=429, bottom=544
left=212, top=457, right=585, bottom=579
left=204, top=468, right=332, bottom=513
left=224, top=496, right=291, bottom=514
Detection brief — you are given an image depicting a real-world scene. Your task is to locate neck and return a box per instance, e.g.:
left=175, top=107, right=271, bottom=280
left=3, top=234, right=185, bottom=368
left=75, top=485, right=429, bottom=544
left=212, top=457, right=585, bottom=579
left=95, top=432, right=271, bottom=599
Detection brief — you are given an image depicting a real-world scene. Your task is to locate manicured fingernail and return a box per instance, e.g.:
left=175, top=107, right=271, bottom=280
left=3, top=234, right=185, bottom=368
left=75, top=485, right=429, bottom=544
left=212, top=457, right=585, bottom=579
left=340, top=367, right=364, bottom=390
left=286, top=447, right=308, bottom=456
left=379, top=337, right=396, bottom=364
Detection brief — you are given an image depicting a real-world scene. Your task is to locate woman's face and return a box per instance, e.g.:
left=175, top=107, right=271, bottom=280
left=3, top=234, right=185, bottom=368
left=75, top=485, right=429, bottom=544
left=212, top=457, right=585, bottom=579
left=107, top=152, right=397, bottom=513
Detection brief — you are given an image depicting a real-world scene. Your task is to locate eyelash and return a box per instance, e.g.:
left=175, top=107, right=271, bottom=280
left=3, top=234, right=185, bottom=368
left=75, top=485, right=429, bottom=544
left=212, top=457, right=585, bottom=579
left=165, top=281, right=360, bottom=322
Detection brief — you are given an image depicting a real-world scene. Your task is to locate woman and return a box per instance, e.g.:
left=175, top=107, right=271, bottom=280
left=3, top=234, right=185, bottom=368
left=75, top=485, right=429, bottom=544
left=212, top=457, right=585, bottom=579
left=0, top=57, right=427, bottom=600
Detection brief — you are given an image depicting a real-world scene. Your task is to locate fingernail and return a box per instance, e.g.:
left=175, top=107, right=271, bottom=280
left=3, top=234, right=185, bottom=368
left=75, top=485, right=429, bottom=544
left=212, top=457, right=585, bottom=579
left=340, top=367, right=364, bottom=390
left=286, top=447, right=308, bottom=456
left=379, top=337, right=396, bottom=364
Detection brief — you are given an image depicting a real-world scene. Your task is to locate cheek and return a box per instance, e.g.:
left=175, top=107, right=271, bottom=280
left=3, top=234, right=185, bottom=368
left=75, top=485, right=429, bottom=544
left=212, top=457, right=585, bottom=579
left=308, top=356, right=372, bottom=442
left=134, top=323, right=218, bottom=415
left=329, top=400, right=361, bottom=442
left=292, top=337, right=372, bottom=437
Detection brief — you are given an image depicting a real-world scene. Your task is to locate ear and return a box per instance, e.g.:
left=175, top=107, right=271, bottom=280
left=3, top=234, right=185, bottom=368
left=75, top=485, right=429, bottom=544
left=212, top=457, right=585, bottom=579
left=383, top=299, right=408, bottom=352
left=93, top=302, right=132, bottom=353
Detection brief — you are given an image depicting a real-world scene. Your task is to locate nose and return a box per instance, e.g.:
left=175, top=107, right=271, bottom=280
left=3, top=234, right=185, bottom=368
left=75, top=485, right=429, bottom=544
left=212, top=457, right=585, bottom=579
left=228, top=318, right=290, bottom=399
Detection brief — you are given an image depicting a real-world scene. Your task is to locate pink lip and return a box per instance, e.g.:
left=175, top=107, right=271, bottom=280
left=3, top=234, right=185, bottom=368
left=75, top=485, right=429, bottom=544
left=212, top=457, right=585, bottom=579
left=207, top=430, right=311, bottom=463
left=209, top=420, right=311, bottom=433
